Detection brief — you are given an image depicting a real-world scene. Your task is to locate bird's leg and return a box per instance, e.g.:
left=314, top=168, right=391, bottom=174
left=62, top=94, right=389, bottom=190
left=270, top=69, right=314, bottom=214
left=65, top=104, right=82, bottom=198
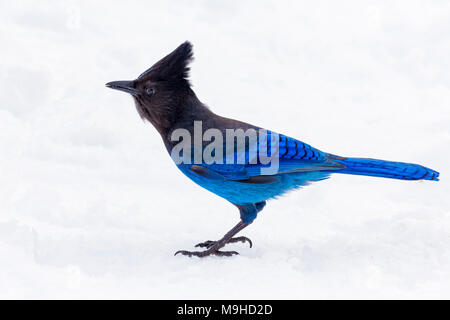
left=175, top=203, right=262, bottom=258
left=174, top=220, right=251, bottom=257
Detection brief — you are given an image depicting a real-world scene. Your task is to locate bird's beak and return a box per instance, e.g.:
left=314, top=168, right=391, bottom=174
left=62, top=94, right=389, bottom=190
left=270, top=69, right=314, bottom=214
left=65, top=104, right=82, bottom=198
left=105, top=80, right=139, bottom=96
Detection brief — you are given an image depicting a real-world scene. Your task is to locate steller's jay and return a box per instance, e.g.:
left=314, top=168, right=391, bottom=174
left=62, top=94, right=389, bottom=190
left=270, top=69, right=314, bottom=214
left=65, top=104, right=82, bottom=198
left=106, top=41, right=439, bottom=258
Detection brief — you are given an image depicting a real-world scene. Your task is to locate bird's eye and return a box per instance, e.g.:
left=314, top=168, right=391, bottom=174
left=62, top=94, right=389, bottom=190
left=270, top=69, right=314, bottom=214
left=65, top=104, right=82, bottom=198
left=145, top=87, right=154, bottom=96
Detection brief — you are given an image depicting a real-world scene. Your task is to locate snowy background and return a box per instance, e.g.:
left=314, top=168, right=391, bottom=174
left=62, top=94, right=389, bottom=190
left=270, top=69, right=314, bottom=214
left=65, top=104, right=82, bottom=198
left=1, top=0, right=449, bottom=299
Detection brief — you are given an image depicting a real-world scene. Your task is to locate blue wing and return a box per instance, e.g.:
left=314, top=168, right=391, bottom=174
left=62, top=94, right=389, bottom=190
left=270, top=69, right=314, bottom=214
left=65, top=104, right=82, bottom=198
left=188, top=131, right=343, bottom=182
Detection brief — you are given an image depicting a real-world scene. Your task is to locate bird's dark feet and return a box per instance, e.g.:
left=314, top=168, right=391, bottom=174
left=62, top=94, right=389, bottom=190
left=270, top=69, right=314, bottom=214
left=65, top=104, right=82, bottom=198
left=174, top=236, right=252, bottom=258
left=174, top=249, right=239, bottom=257
left=175, top=220, right=253, bottom=258
left=194, top=236, right=252, bottom=249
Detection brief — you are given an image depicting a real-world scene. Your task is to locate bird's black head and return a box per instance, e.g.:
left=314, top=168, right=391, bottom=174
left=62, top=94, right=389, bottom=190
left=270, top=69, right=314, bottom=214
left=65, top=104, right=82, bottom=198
left=106, top=41, right=195, bottom=134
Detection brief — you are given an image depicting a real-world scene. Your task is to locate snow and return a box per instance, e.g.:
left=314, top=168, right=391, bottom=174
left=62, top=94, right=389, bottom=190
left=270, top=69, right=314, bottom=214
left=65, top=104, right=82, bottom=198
left=1, top=0, right=449, bottom=299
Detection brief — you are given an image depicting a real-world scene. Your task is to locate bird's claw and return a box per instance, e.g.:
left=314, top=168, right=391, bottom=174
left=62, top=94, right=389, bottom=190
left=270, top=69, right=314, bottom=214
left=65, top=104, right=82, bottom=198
left=174, top=249, right=239, bottom=258
left=194, top=241, right=215, bottom=249
left=175, top=236, right=252, bottom=258
left=194, top=236, right=253, bottom=249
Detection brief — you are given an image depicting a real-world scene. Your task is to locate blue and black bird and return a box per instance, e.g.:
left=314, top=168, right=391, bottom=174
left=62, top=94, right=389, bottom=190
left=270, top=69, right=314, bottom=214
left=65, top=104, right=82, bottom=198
left=106, top=42, right=439, bottom=257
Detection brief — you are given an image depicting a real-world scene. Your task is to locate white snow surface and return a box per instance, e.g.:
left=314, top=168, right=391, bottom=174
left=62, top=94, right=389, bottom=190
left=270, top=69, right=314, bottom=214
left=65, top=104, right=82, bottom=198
left=1, top=0, right=449, bottom=299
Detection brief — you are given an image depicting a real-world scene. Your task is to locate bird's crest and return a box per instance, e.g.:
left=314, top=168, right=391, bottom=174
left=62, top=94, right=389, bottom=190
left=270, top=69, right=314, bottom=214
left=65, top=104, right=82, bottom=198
left=138, top=41, right=194, bottom=84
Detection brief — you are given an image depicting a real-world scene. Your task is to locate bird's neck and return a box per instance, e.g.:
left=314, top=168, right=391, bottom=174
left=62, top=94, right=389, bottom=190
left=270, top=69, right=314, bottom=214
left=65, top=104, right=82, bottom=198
left=157, top=91, right=215, bottom=149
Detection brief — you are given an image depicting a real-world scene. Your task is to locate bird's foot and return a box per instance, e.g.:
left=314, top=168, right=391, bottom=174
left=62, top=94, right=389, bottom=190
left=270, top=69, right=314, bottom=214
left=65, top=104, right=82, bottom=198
left=175, top=220, right=252, bottom=258
left=174, top=249, right=239, bottom=258
left=174, top=236, right=252, bottom=258
left=194, top=236, right=252, bottom=249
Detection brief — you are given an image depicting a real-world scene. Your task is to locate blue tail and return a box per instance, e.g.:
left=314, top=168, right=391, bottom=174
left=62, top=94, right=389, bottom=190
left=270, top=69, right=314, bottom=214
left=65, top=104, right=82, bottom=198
left=333, top=157, right=439, bottom=181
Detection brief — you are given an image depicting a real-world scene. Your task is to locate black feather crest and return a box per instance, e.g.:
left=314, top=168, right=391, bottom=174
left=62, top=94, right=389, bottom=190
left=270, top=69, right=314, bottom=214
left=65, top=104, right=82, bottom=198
left=139, top=41, right=194, bottom=83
